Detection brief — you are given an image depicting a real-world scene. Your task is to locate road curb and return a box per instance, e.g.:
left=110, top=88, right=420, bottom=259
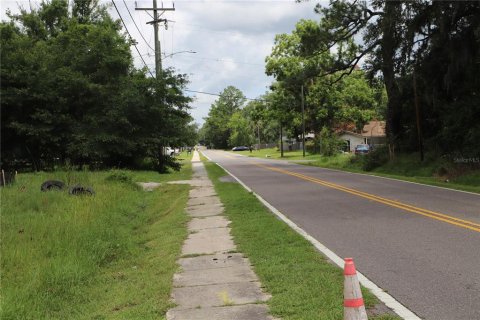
left=201, top=150, right=422, bottom=320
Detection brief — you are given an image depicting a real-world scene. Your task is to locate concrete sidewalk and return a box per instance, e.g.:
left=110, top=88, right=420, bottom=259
left=166, top=151, right=275, bottom=320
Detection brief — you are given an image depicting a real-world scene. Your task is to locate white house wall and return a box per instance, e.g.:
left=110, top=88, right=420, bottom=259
left=338, top=133, right=364, bottom=152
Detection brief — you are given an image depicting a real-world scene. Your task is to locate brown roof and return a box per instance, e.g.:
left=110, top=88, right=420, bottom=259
left=337, top=130, right=363, bottom=138
left=362, top=121, right=386, bottom=137
left=333, top=122, right=357, bottom=134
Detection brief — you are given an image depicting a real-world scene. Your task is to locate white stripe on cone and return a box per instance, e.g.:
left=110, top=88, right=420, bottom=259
left=344, top=258, right=368, bottom=320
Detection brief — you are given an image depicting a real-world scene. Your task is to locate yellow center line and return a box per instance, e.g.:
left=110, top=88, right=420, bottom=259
left=253, top=162, right=480, bottom=233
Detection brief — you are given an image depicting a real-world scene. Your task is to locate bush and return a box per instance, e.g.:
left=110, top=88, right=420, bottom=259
left=319, top=127, right=342, bottom=156
left=105, top=170, right=134, bottom=183
left=105, top=170, right=140, bottom=190
left=305, top=140, right=317, bottom=154
left=361, top=145, right=389, bottom=171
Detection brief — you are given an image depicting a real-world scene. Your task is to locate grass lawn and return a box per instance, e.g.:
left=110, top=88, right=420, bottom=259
left=202, top=158, right=399, bottom=320
left=1, top=154, right=192, bottom=319
left=234, top=148, right=480, bottom=194
left=233, top=147, right=321, bottom=161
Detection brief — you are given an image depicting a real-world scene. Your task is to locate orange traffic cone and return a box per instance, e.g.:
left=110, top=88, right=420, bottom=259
left=344, top=258, right=368, bottom=320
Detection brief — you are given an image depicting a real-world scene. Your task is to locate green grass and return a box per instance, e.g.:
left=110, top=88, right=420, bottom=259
left=202, top=159, right=399, bottom=320
left=236, top=148, right=480, bottom=193
left=233, top=148, right=321, bottom=161
left=1, top=159, right=192, bottom=319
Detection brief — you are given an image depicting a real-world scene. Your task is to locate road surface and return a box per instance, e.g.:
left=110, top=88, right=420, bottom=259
left=202, top=149, right=480, bottom=320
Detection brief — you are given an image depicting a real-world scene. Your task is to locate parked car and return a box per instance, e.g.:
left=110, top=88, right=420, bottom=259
left=232, top=146, right=249, bottom=151
left=354, top=144, right=371, bottom=155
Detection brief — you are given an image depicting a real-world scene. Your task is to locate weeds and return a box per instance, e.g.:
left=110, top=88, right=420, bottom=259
left=1, top=166, right=191, bottom=319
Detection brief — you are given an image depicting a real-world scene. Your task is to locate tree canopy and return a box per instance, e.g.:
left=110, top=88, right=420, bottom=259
left=298, top=0, right=480, bottom=157
left=1, top=0, right=196, bottom=171
left=265, top=19, right=384, bottom=139
left=257, top=1, right=479, bottom=158
left=202, top=86, right=246, bottom=149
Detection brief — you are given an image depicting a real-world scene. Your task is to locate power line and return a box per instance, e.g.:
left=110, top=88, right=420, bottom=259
left=122, top=0, right=154, bottom=51
left=111, top=0, right=155, bottom=78
left=184, top=89, right=264, bottom=101
left=135, top=1, right=175, bottom=79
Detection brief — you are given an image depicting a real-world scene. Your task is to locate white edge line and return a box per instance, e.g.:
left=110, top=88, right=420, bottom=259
left=201, top=150, right=422, bottom=320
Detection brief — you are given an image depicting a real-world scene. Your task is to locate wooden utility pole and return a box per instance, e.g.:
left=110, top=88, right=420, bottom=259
left=280, top=123, right=284, bottom=158
left=135, top=1, right=175, bottom=79
left=301, top=84, right=305, bottom=157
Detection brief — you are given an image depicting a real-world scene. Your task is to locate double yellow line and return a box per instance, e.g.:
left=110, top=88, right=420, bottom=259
left=254, top=163, right=480, bottom=233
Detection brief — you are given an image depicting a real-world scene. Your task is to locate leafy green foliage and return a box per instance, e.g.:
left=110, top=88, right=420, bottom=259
left=1, top=0, right=194, bottom=172
left=318, top=126, right=341, bottom=156
left=265, top=19, right=383, bottom=145
left=361, top=145, right=389, bottom=171
left=227, top=112, right=254, bottom=147
left=306, top=0, right=480, bottom=157
left=202, top=86, right=246, bottom=148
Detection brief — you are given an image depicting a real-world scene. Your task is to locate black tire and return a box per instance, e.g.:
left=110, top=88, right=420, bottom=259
left=41, top=180, right=65, bottom=192
left=69, top=185, right=95, bottom=196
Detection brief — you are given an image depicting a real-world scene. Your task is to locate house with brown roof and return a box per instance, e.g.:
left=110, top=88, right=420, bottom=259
left=362, top=120, right=386, bottom=146
left=338, top=130, right=364, bottom=152
left=335, top=121, right=386, bottom=152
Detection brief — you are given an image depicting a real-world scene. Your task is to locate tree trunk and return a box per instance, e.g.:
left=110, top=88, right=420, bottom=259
left=157, top=146, right=166, bottom=173
left=381, top=1, right=402, bottom=158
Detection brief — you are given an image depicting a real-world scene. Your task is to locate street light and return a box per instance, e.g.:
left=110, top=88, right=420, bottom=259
left=162, top=50, right=197, bottom=59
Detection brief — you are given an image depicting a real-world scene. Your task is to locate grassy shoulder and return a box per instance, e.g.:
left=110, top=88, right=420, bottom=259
left=1, top=155, right=192, bottom=319
left=234, top=148, right=480, bottom=194
left=202, top=159, right=399, bottom=320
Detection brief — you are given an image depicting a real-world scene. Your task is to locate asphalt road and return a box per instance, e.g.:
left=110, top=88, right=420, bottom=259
left=203, top=150, right=480, bottom=320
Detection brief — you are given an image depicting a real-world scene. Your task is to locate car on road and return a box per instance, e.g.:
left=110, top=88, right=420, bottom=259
left=232, top=146, right=249, bottom=151
left=354, top=144, right=371, bottom=155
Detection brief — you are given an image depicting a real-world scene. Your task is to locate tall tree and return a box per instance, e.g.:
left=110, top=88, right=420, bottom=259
left=202, top=86, right=246, bottom=149
left=228, top=112, right=254, bottom=147
left=1, top=0, right=193, bottom=171
left=265, top=19, right=382, bottom=139
left=300, top=0, right=480, bottom=157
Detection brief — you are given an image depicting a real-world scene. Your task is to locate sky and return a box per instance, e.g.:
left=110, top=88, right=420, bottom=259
left=1, top=0, right=324, bottom=125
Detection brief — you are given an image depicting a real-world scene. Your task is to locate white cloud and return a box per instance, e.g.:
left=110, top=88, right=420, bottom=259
left=1, top=0, right=324, bottom=125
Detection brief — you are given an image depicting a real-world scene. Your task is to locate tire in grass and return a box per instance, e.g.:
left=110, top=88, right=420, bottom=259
left=69, top=185, right=95, bottom=196
left=40, top=180, right=65, bottom=192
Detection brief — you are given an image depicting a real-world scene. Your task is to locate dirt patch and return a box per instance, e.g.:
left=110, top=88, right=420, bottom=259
left=219, top=175, right=237, bottom=183
left=137, top=182, right=162, bottom=191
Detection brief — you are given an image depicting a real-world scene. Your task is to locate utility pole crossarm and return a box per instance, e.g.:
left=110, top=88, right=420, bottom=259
left=135, top=8, right=175, bottom=11
left=147, top=18, right=168, bottom=25
left=136, top=1, right=175, bottom=79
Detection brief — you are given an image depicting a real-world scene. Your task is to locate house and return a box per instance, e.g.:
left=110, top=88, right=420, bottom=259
left=335, top=121, right=387, bottom=152
left=362, top=120, right=386, bottom=146
left=338, top=131, right=364, bottom=152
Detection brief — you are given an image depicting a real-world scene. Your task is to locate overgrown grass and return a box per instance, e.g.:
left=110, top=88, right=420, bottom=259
left=236, top=148, right=480, bottom=193
left=1, top=161, right=192, bottom=319
left=202, top=159, right=399, bottom=320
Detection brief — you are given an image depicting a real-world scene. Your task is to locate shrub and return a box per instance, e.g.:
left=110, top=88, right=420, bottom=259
left=105, top=170, right=134, bottom=183
left=105, top=170, right=140, bottom=190
left=305, top=140, right=317, bottom=154
left=319, top=127, right=342, bottom=156
left=361, top=145, right=389, bottom=171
